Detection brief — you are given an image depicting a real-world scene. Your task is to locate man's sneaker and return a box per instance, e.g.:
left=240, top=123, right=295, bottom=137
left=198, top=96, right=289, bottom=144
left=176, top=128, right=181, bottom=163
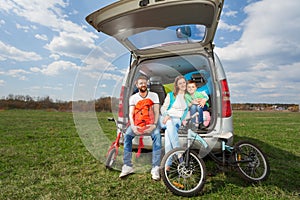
left=151, top=166, right=160, bottom=181
left=119, top=165, right=134, bottom=178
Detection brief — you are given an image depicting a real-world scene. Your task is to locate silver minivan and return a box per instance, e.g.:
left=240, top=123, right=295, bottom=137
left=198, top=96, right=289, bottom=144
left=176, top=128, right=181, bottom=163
left=86, top=0, right=233, bottom=151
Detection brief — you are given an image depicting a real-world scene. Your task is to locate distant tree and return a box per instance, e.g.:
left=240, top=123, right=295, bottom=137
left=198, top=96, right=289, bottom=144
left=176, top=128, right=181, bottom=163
left=25, top=95, right=33, bottom=102
left=7, top=94, right=14, bottom=100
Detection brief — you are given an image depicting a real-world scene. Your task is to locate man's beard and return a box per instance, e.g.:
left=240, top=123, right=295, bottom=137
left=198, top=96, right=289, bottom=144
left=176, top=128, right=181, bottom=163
left=139, top=86, right=147, bottom=93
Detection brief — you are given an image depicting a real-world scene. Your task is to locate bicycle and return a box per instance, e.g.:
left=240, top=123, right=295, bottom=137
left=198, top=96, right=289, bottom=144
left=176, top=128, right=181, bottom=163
left=105, top=130, right=122, bottom=170
left=160, top=116, right=270, bottom=197
left=105, top=121, right=146, bottom=169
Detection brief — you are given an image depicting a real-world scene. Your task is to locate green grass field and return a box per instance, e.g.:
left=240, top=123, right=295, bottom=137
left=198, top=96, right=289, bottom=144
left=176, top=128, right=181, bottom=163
left=0, top=110, right=299, bottom=199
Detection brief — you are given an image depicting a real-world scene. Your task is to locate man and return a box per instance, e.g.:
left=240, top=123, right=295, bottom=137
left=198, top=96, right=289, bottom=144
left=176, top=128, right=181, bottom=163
left=119, top=75, right=162, bottom=180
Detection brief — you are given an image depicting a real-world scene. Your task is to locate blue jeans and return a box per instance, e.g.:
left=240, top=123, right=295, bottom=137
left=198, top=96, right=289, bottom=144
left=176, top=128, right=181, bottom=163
left=123, top=125, right=162, bottom=167
left=190, top=104, right=208, bottom=124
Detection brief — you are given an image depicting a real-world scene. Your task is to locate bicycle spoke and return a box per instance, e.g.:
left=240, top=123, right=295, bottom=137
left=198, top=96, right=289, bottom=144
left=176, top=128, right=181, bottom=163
left=161, top=148, right=206, bottom=196
left=234, top=141, right=270, bottom=182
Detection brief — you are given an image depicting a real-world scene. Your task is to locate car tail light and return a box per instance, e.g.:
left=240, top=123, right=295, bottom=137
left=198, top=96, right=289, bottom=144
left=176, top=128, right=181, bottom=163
left=220, top=79, right=232, bottom=118
left=118, top=86, right=125, bottom=118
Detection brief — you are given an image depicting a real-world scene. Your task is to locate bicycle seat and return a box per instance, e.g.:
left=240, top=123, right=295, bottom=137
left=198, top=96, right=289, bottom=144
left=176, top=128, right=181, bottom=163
left=213, top=132, right=233, bottom=140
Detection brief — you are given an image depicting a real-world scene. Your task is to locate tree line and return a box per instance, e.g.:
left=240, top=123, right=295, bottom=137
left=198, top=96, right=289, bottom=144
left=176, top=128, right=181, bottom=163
left=232, top=103, right=299, bottom=112
left=0, top=94, right=116, bottom=112
left=1, top=94, right=298, bottom=112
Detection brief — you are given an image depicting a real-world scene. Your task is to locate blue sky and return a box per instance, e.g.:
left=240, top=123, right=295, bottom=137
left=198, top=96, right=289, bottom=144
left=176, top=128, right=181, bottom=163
left=0, top=0, right=299, bottom=104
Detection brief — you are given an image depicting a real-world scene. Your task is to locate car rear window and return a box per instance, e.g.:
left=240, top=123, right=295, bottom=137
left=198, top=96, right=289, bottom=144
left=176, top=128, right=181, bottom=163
left=127, top=24, right=206, bottom=50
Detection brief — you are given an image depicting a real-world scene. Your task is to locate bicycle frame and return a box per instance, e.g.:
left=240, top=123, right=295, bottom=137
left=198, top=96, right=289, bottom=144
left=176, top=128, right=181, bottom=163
left=186, top=128, right=236, bottom=167
left=182, top=129, right=208, bottom=167
left=106, top=131, right=122, bottom=158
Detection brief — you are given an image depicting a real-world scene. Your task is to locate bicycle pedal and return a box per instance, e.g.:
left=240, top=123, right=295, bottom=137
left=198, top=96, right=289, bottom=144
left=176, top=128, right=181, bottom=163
left=172, top=181, right=184, bottom=189
left=237, top=154, right=242, bottom=161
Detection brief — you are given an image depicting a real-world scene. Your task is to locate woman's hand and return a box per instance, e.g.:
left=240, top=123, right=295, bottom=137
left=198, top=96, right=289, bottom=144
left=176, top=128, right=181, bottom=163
left=191, top=99, right=198, bottom=105
left=162, top=115, right=170, bottom=124
left=197, top=98, right=207, bottom=108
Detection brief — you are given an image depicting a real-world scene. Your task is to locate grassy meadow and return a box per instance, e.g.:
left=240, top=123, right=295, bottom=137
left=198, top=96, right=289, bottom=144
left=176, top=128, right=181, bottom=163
left=0, top=109, right=299, bottom=199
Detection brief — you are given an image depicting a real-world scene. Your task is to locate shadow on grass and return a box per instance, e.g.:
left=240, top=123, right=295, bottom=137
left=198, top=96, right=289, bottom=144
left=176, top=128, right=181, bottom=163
left=204, top=135, right=300, bottom=195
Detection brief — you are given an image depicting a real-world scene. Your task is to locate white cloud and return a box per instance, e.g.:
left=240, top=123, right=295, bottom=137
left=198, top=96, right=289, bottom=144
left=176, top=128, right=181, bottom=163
left=29, top=86, right=41, bottom=91
left=50, top=54, right=60, bottom=60
left=218, top=19, right=241, bottom=32
left=223, top=10, right=238, bottom=18
left=97, top=84, right=106, bottom=88
left=0, top=19, right=5, bottom=26
left=69, top=9, right=79, bottom=15
left=31, top=25, right=38, bottom=30
left=7, top=69, right=29, bottom=75
left=82, top=54, right=116, bottom=72
left=0, top=55, right=6, bottom=61
left=0, top=0, right=99, bottom=59
left=0, top=0, right=68, bottom=24
left=43, top=86, right=63, bottom=91
left=223, top=60, right=300, bottom=103
left=35, top=34, right=48, bottom=41
left=78, top=44, right=127, bottom=82
left=0, top=41, right=42, bottom=61
left=6, top=69, right=30, bottom=80
left=215, top=0, right=300, bottom=103
left=0, top=80, right=5, bottom=86
left=45, top=31, right=97, bottom=59
left=30, top=60, right=80, bottom=76
left=216, top=0, right=300, bottom=66
left=16, top=23, right=30, bottom=32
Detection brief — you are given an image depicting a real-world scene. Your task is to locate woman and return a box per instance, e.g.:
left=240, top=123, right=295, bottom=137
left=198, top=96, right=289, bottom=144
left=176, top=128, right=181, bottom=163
left=160, top=75, right=188, bottom=158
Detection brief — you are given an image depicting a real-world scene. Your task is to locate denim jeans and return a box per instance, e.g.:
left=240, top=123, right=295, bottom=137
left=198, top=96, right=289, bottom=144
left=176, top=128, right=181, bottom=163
left=190, top=104, right=208, bottom=124
left=123, top=125, right=161, bottom=167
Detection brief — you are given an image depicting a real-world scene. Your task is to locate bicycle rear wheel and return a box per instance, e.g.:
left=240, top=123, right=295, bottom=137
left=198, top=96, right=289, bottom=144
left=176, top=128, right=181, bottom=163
left=234, top=141, right=270, bottom=183
left=160, top=147, right=206, bottom=197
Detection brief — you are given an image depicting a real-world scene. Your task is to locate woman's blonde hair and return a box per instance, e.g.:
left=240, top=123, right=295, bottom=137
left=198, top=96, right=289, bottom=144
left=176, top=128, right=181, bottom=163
left=173, top=75, right=186, bottom=96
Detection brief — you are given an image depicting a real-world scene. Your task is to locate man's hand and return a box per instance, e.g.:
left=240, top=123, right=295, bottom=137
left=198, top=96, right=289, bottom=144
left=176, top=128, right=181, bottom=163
left=143, top=124, right=156, bottom=134
left=131, top=125, right=142, bottom=134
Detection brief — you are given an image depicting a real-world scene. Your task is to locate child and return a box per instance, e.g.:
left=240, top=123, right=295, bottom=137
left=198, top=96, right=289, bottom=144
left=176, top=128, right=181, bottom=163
left=185, top=80, right=209, bottom=129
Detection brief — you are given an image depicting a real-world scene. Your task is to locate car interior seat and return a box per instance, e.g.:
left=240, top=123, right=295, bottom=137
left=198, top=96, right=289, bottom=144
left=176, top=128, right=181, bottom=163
left=191, top=73, right=206, bottom=88
left=149, top=76, right=166, bottom=105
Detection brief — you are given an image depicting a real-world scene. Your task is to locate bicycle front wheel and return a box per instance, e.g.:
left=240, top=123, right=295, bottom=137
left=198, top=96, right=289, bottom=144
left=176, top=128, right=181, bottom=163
left=105, top=147, right=117, bottom=170
left=160, top=147, right=206, bottom=197
left=234, top=141, right=270, bottom=183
